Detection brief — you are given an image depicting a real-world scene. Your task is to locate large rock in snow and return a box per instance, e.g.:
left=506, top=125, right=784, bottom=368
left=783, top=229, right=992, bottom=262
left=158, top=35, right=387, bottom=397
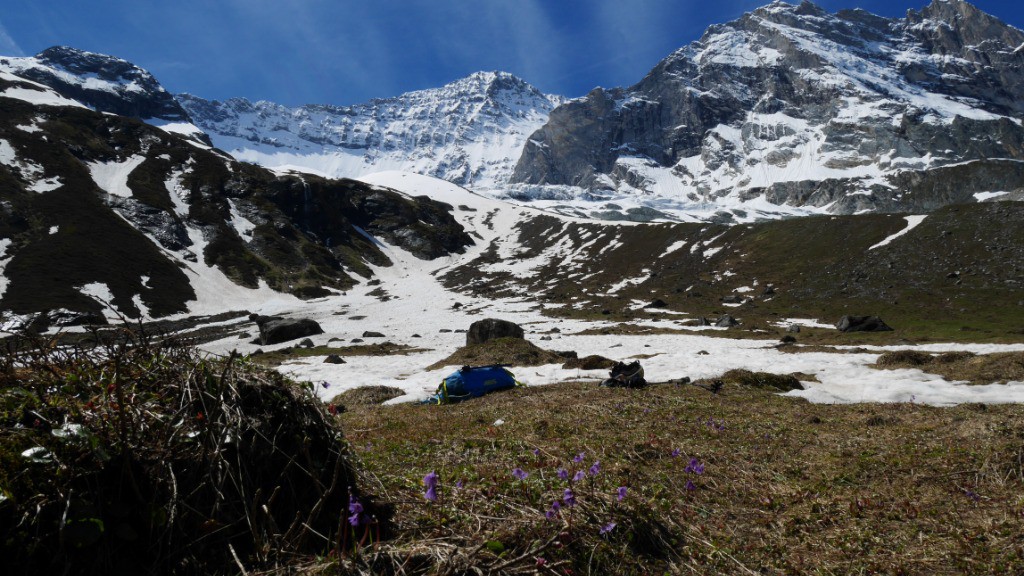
left=467, top=318, right=525, bottom=346
left=257, top=318, right=324, bottom=345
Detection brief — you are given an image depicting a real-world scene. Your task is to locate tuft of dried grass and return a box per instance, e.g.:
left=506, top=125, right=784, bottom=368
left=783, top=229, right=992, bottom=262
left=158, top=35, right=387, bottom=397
left=0, top=326, right=376, bottom=575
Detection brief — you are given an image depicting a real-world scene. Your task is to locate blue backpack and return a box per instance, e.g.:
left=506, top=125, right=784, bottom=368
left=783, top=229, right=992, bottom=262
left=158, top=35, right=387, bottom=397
left=423, top=365, right=521, bottom=404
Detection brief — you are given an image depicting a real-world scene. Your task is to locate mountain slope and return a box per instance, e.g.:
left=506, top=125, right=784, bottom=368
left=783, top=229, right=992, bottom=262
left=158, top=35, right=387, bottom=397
left=511, top=0, right=1024, bottom=222
left=178, top=72, right=563, bottom=189
left=0, top=67, right=471, bottom=326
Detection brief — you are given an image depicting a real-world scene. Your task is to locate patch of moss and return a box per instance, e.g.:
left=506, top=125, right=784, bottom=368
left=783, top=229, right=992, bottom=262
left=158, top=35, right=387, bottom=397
left=720, top=369, right=804, bottom=391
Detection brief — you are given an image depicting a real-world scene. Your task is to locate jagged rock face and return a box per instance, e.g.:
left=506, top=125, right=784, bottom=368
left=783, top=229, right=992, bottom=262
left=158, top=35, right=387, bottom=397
left=178, top=72, right=563, bottom=189
left=0, top=46, right=192, bottom=121
left=511, top=0, right=1024, bottom=219
left=0, top=77, right=472, bottom=320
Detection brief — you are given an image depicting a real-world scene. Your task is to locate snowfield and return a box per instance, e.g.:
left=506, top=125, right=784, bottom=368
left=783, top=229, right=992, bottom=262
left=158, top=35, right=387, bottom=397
left=193, top=172, right=1024, bottom=408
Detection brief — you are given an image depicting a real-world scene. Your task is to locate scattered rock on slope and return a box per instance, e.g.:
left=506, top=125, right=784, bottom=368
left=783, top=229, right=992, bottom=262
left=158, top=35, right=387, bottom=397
left=836, top=315, right=893, bottom=333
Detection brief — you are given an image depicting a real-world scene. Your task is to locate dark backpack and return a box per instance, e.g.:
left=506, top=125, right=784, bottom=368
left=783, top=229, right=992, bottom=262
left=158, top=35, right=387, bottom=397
left=600, top=361, right=646, bottom=388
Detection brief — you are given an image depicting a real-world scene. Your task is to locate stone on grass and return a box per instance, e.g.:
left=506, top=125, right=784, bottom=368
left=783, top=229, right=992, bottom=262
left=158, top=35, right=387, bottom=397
left=836, top=315, right=893, bottom=332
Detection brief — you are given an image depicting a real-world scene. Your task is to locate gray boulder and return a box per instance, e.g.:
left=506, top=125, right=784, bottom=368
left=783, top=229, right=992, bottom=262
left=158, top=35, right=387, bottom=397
left=715, top=314, right=739, bottom=328
left=467, top=318, right=525, bottom=345
left=836, top=315, right=893, bottom=333
left=256, top=318, right=324, bottom=345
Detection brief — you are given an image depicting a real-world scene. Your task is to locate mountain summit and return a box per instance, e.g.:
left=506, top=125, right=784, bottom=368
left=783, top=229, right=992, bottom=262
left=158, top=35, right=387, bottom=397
left=509, top=0, right=1024, bottom=221
left=178, top=71, right=563, bottom=189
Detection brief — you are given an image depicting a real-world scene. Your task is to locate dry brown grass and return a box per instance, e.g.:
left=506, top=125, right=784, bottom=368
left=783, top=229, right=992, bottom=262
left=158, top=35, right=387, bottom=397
left=321, top=378, right=1024, bottom=575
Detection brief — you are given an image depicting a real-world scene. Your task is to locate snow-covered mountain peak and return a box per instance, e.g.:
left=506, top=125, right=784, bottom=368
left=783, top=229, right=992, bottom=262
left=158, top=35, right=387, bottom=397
left=510, top=0, right=1024, bottom=222
left=178, top=71, right=563, bottom=189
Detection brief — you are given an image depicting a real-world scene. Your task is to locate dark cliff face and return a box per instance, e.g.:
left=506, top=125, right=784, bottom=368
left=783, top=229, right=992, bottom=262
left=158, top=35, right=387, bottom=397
left=12, top=46, right=194, bottom=122
left=511, top=0, right=1024, bottom=216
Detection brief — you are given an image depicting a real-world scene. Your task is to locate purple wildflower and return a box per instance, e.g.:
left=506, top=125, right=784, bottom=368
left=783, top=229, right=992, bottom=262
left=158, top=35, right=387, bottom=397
left=599, top=521, right=617, bottom=535
left=512, top=467, right=529, bottom=480
left=588, top=461, right=601, bottom=476
left=671, top=448, right=681, bottom=458
left=573, top=470, right=586, bottom=482
left=685, top=458, right=705, bottom=475
left=532, top=448, right=540, bottom=457
left=348, top=494, right=364, bottom=527
left=545, top=500, right=561, bottom=520
left=563, top=489, right=576, bottom=507
left=685, top=480, right=696, bottom=491
left=616, top=486, right=628, bottom=501
left=321, top=381, right=330, bottom=389
left=556, top=468, right=569, bottom=480
left=423, top=471, right=439, bottom=502
left=573, top=452, right=586, bottom=464
left=456, top=479, right=464, bottom=489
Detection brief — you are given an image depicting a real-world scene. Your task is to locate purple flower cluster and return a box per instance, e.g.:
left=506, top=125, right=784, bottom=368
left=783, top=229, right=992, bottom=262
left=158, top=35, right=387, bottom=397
left=348, top=494, right=365, bottom=527
left=685, top=458, right=705, bottom=475
left=616, top=486, right=628, bottom=502
left=705, top=418, right=725, bottom=432
left=562, top=488, right=577, bottom=507
left=599, top=521, right=617, bottom=535
left=423, top=471, right=439, bottom=502
left=545, top=500, right=561, bottom=520
left=512, top=467, right=529, bottom=480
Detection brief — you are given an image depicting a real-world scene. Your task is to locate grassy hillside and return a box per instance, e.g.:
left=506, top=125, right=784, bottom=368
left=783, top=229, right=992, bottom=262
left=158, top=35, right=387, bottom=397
left=445, top=202, right=1024, bottom=344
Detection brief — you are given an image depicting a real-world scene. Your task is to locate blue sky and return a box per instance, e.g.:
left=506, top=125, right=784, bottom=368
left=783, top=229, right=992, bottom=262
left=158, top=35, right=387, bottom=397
left=1, top=0, right=1021, bottom=106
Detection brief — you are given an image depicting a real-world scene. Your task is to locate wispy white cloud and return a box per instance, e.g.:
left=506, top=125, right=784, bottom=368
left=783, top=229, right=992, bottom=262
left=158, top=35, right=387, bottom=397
left=0, top=18, right=24, bottom=56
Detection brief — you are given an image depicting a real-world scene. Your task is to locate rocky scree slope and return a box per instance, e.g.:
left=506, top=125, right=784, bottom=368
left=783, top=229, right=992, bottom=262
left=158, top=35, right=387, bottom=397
left=511, top=0, right=1024, bottom=222
left=178, top=72, right=564, bottom=189
left=0, top=71, right=471, bottom=325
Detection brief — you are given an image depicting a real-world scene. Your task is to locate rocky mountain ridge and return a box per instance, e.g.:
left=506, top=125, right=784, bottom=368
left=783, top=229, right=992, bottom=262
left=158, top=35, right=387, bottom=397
left=510, top=0, right=1024, bottom=221
left=177, top=71, right=563, bottom=189
left=0, top=46, right=192, bottom=122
